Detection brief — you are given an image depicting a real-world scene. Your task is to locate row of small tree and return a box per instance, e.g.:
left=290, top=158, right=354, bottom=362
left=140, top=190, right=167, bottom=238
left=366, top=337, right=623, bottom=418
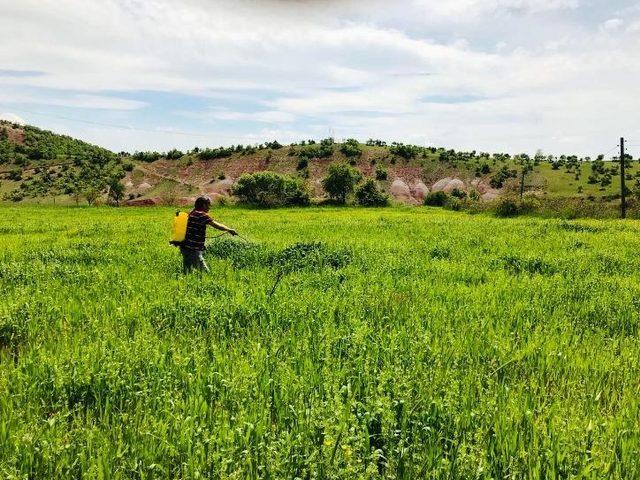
left=232, top=163, right=389, bottom=208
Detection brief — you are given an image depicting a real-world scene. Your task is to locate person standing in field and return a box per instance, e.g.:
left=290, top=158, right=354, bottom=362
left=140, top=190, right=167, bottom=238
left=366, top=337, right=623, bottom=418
left=181, top=196, right=237, bottom=273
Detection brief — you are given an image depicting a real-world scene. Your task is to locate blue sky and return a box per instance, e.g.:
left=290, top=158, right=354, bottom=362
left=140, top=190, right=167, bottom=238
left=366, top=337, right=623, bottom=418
left=1, top=0, right=639, bottom=156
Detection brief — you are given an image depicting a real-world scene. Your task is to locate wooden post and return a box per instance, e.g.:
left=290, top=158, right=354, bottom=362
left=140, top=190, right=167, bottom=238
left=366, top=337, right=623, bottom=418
left=620, top=137, right=626, bottom=219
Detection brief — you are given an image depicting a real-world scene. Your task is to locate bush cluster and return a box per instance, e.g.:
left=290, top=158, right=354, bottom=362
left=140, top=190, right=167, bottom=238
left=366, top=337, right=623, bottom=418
left=340, top=139, right=362, bottom=158
left=198, top=147, right=235, bottom=160
left=231, top=171, right=309, bottom=207
left=297, top=138, right=334, bottom=162
left=489, top=166, right=518, bottom=189
left=355, top=179, right=389, bottom=207
left=321, top=163, right=361, bottom=204
left=424, top=191, right=448, bottom=207
left=132, top=151, right=162, bottom=163
left=375, top=167, right=388, bottom=181
left=390, top=143, right=422, bottom=160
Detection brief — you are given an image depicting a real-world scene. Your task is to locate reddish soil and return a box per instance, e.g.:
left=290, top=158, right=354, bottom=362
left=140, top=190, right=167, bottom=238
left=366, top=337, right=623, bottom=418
left=5, top=125, right=24, bottom=145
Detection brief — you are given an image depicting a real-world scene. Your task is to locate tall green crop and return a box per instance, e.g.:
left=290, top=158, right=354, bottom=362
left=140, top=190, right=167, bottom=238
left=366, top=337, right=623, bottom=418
left=1, top=205, right=640, bottom=479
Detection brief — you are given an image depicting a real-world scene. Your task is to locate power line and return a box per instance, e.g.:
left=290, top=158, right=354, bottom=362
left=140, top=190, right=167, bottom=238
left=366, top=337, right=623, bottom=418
left=601, top=144, right=620, bottom=158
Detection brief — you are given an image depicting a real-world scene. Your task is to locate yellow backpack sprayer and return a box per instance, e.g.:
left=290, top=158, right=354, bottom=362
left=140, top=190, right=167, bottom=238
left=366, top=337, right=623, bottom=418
left=169, top=211, right=189, bottom=246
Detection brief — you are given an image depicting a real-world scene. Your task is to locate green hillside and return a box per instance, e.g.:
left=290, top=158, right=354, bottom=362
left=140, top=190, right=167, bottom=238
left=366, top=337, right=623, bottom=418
left=0, top=120, right=125, bottom=204
left=0, top=121, right=634, bottom=210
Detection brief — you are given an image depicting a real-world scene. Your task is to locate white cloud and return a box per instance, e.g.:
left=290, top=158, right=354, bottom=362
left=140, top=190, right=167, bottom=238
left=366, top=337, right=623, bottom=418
left=0, top=0, right=638, bottom=155
left=411, top=0, right=579, bottom=18
left=600, top=18, right=624, bottom=32
left=0, top=91, right=146, bottom=110
left=206, top=109, right=297, bottom=123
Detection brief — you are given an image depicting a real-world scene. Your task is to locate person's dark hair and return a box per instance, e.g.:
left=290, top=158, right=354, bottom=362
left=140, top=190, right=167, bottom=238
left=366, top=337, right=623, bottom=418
left=194, top=196, right=211, bottom=210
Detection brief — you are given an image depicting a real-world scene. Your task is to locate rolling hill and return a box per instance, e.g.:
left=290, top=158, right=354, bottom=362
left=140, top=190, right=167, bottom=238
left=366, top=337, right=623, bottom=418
left=0, top=120, right=634, bottom=207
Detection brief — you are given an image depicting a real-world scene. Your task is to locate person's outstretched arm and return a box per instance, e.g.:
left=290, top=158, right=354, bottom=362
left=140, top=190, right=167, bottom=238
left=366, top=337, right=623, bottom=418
left=208, top=218, right=237, bottom=235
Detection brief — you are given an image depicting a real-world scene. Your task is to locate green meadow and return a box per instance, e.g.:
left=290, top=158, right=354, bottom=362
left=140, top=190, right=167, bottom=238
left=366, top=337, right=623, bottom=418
left=1, top=205, right=640, bottom=479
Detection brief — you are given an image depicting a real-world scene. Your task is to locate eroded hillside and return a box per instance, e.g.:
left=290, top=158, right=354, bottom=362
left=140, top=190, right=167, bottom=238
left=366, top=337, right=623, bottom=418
left=1, top=120, right=634, bottom=206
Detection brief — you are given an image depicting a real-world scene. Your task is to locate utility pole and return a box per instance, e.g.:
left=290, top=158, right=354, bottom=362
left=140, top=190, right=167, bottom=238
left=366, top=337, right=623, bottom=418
left=620, top=137, right=626, bottom=218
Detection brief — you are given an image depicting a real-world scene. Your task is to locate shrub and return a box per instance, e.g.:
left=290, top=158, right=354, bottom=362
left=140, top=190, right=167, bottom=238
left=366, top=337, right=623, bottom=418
left=520, top=195, right=541, bottom=214
left=450, top=188, right=467, bottom=199
left=122, top=161, right=135, bottom=172
left=495, top=198, right=520, bottom=217
left=490, top=166, right=518, bottom=189
left=298, top=141, right=334, bottom=160
left=132, top=151, right=161, bottom=163
left=340, top=139, right=362, bottom=158
left=444, top=196, right=462, bottom=211
left=13, top=155, right=28, bottom=166
left=3, top=190, right=24, bottom=202
left=198, top=147, right=234, bottom=160
left=83, top=187, right=101, bottom=206
left=321, top=163, right=361, bottom=204
left=7, top=169, right=22, bottom=181
left=177, top=157, right=193, bottom=167
left=355, top=179, right=389, bottom=207
left=282, top=178, right=311, bottom=206
left=297, top=157, right=308, bottom=170
left=424, top=191, right=448, bottom=207
left=375, top=167, right=388, bottom=181
left=166, top=149, right=184, bottom=160
left=390, top=143, right=420, bottom=159
left=265, top=140, right=283, bottom=150
left=231, top=171, right=309, bottom=207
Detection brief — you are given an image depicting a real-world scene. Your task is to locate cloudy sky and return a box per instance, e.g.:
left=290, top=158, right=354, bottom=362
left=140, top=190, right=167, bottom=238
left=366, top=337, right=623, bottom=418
left=1, top=0, right=639, bottom=156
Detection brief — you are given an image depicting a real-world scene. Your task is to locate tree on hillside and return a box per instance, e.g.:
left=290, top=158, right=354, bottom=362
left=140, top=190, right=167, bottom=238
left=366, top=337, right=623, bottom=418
left=340, top=138, right=362, bottom=158
left=321, top=163, right=361, bottom=204
left=355, top=179, right=389, bottom=206
left=232, top=171, right=309, bottom=207
left=166, top=149, right=184, bottom=160
left=108, top=179, right=125, bottom=206
left=84, top=187, right=100, bottom=206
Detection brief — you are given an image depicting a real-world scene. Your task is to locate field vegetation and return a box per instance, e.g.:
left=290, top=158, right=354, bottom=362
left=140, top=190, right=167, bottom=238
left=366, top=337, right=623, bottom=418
left=1, top=205, right=640, bottom=478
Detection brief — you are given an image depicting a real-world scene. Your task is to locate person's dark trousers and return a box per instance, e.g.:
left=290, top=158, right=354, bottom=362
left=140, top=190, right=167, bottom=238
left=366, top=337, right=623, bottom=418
left=180, top=246, right=209, bottom=273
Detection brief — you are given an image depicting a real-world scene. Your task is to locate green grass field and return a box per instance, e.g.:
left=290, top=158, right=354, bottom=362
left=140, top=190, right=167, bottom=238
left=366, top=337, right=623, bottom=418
left=2, top=206, right=640, bottom=479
